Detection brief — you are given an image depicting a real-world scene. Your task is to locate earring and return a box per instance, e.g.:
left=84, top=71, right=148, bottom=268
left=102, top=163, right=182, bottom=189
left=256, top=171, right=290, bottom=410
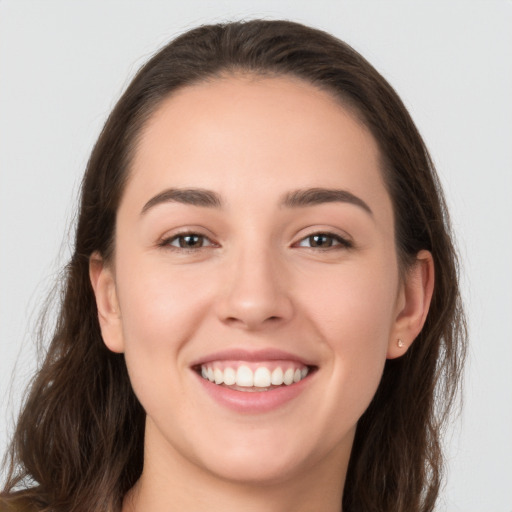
left=397, top=339, right=404, bottom=348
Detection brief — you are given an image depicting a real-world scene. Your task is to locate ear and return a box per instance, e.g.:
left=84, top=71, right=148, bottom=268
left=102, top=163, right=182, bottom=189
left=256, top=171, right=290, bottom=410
left=387, top=250, right=434, bottom=359
left=89, top=251, right=125, bottom=353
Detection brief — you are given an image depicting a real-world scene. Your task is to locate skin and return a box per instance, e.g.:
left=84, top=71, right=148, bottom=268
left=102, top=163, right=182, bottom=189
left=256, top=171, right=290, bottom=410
left=90, top=75, right=434, bottom=512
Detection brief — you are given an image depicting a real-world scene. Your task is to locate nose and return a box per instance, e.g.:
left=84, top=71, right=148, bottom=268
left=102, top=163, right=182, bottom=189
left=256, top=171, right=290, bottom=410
left=215, top=246, right=294, bottom=331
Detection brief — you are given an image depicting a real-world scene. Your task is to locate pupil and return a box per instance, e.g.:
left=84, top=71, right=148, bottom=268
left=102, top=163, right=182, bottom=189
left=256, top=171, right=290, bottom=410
left=311, top=234, right=331, bottom=247
left=180, top=234, right=202, bottom=248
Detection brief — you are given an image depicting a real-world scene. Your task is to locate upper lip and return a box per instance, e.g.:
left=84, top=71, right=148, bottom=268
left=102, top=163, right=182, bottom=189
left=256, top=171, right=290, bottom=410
left=190, top=348, right=317, bottom=368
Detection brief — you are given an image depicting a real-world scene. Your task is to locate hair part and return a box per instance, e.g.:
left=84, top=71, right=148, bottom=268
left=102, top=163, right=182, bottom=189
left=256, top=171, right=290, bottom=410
left=1, top=19, right=466, bottom=512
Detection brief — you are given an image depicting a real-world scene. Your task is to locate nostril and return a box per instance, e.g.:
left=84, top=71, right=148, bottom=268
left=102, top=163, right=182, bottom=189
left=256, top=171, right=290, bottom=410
left=224, top=314, right=283, bottom=327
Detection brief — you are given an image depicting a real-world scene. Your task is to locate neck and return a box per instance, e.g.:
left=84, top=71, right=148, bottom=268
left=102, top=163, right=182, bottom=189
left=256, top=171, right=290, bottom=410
left=122, top=420, right=351, bottom=512
left=124, top=465, right=346, bottom=512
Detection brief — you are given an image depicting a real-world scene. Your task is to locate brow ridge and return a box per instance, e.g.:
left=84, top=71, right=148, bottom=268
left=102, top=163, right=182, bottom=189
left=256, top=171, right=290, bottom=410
left=141, top=186, right=372, bottom=216
left=281, top=188, right=373, bottom=215
left=141, top=188, right=222, bottom=214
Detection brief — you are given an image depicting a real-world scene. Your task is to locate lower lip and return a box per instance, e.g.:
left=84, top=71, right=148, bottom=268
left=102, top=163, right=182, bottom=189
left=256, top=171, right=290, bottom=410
left=194, top=371, right=313, bottom=413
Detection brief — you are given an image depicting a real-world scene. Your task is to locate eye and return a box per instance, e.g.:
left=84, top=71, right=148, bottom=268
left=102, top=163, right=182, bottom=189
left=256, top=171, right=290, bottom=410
left=296, top=232, right=352, bottom=249
left=161, top=232, right=215, bottom=250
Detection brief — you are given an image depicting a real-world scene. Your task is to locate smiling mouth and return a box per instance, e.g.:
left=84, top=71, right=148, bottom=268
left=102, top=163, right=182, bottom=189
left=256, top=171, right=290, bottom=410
left=194, top=362, right=316, bottom=392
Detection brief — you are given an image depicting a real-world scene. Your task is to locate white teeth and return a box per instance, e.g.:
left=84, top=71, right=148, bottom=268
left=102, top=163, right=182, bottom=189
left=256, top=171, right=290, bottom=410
left=253, top=367, right=272, bottom=387
left=214, top=368, right=224, bottom=385
left=200, top=364, right=310, bottom=388
left=236, top=365, right=254, bottom=387
left=271, top=367, right=284, bottom=385
left=223, top=367, right=236, bottom=386
left=283, top=368, right=294, bottom=385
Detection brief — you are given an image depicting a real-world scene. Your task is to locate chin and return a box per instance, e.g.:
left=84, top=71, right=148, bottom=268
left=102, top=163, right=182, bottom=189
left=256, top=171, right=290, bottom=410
left=187, top=425, right=328, bottom=487
left=202, top=450, right=305, bottom=486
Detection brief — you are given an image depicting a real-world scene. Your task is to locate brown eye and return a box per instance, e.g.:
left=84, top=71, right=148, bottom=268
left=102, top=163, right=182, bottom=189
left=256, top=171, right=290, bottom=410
left=297, top=233, right=352, bottom=249
left=178, top=234, right=204, bottom=248
left=163, top=233, right=214, bottom=249
left=308, top=234, right=334, bottom=248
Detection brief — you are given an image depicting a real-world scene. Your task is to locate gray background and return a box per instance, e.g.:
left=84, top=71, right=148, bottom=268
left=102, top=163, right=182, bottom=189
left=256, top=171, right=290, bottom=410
left=1, top=1, right=511, bottom=510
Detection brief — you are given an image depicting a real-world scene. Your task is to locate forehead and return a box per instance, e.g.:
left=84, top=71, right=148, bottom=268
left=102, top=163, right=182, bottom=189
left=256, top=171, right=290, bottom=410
left=125, top=75, right=389, bottom=215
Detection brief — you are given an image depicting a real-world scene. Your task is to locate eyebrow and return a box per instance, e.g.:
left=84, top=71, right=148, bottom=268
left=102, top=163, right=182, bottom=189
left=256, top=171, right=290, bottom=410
left=140, top=186, right=373, bottom=216
left=141, top=188, right=222, bottom=215
left=281, top=188, right=373, bottom=216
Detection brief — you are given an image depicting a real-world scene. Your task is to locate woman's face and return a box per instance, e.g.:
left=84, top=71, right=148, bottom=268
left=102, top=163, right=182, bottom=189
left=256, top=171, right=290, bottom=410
left=93, top=75, right=427, bottom=486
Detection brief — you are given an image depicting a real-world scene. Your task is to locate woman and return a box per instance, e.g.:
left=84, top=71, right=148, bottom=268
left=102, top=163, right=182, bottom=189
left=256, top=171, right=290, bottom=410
left=0, top=19, right=466, bottom=512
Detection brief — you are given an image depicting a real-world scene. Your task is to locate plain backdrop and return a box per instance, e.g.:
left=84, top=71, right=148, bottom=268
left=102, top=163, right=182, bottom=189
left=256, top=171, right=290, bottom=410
left=1, top=1, right=511, bottom=510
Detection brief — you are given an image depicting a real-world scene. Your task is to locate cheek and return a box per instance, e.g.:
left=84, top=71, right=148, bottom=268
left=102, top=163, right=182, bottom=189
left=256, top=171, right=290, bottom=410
left=113, top=258, right=221, bottom=425
left=113, top=251, right=218, bottom=384
left=117, top=263, right=215, bottom=346
left=302, top=255, right=398, bottom=339
left=298, top=257, right=398, bottom=404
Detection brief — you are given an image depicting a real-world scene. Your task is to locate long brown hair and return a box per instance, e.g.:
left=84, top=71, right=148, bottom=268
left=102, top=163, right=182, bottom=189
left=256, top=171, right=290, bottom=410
left=1, top=20, right=466, bottom=512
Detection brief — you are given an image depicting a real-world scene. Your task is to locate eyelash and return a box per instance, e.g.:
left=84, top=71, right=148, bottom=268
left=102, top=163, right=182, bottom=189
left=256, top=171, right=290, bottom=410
left=158, top=231, right=352, bottom=252
left=294, top=232, right=353, bottom=250
left=158, top=232, right=217, bottom=251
